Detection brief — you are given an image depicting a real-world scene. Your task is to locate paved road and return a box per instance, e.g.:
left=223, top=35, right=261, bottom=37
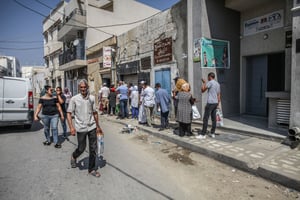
left=0, top=120, right=299, bottom=200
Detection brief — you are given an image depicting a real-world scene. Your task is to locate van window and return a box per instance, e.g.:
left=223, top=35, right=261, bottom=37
left=5, top=79, right=26, bottom=98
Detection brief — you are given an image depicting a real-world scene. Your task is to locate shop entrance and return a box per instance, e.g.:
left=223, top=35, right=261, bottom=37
left=245, top=53, right=285, bottom=116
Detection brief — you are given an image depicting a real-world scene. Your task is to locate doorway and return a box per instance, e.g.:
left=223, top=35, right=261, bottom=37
left=245, top=53, right=285, bottom=117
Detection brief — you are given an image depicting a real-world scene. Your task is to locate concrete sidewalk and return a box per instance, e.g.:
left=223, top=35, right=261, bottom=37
left=103, top=115, right=300, bottom=192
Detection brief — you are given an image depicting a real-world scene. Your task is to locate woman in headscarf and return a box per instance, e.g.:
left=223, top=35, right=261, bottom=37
left=176, top=83, right=195, bottom=137
left=130, top=85, right=139, bottom=119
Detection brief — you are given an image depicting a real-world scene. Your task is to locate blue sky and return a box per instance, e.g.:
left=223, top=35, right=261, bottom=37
left=0, top=0, right=180, bottom=67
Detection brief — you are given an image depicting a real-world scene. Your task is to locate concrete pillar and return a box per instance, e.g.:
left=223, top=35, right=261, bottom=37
left=290, top=6, right=300, bottom=128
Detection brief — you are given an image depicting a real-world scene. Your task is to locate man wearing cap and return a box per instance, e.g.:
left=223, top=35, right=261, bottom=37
left=155, top=83, right=171, bottom=131
left=98, top=83, right=110, bottom=115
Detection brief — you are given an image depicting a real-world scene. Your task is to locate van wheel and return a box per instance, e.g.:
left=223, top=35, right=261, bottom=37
left=24, top=124, right=32, bottom=129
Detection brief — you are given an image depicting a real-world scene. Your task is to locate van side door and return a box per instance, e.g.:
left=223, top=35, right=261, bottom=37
left=0, top=78, right=3, bottom=121
left=3, top=78, right=28, bottom=121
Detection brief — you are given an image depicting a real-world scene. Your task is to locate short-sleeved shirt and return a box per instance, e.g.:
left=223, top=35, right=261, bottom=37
left=67, top=94, right=97, bottom=132
left=141, top=86, right=155, bottom=107
left=39, top=98, right=59, bottom=115
left=155, top=88, right=171, bottom=113
left=116, top=85, right=128, bottom=100
left=99, top=86, right=110, bottom=98
left=206, top=79, right=220, bottom=104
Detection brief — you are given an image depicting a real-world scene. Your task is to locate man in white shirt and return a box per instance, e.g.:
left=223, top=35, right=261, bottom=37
left=98, top=83, right=110, bottom=114
left=140, top=81, right=155, bottom=127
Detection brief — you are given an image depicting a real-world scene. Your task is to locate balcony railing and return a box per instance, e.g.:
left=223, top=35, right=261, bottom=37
left=58, top=8, right=86, bottom=31
left=59, top=47, right=85, bottom=66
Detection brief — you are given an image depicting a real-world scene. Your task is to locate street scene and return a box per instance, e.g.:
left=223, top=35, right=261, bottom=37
left=1, top=0, right=300, bottom=199
left=0, top=117, right=299, bottom=200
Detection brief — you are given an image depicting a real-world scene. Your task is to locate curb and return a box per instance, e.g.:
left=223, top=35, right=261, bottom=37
left=106, top=117, right=300, bottom=191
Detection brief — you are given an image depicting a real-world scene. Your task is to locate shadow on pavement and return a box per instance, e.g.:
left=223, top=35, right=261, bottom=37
left=0, top=120, right=43, bottom=134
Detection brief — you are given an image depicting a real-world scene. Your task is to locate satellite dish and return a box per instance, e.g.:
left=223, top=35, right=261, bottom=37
left=73, top=39, right=79, bottom=46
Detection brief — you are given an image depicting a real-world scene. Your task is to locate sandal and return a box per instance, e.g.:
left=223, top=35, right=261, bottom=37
left=89, top=170, right=101, bottom=178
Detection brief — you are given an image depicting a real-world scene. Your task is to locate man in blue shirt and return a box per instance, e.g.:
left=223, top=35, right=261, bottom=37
left=155, top=83, right=171, bottom=131
left=116, top=81, right=129, bottom=119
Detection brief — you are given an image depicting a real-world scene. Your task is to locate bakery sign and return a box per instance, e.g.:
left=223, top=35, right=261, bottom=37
left=154, top=37, right=172, bottom=65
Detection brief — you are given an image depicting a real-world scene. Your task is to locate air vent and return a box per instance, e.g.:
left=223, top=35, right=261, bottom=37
left=276, top=99, right=290, bottom=125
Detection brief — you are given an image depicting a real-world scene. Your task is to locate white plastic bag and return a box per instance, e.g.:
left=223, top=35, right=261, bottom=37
left=216, top=108, right=224, bottom=127
left=97, top=134, right=104, bottom=155
left=192, top=105, right=201, bottom=120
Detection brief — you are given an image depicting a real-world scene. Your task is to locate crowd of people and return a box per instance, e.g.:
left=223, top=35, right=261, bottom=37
left=33, top=72, right=221, bottom=178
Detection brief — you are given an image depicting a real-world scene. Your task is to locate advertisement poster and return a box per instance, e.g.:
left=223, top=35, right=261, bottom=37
left=103, top=46, right=112, bottom=68
left=201, top=37, right=230, bottom=68
left=243, top=10, right=283, bottom=36
left=193, top=38, right=201, bottom=62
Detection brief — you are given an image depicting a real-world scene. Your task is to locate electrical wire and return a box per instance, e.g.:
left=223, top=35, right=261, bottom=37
left=0, top=46, right=44, bottom=50
left=0, top=40, right=42, bottom=43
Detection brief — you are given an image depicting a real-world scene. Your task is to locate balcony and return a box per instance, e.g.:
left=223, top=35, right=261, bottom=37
left=44, top=41, right=63, bottom=57
left=58, top=41, right=86, bottom=71
left=57, top=8, right=87, bottom=41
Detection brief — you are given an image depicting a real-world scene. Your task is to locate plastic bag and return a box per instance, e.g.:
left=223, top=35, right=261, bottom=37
left=216, top=108, right=224, bottom=127
left=97, top=134, right=104, bottom=155
left=192, top=105, right=201, bottom=120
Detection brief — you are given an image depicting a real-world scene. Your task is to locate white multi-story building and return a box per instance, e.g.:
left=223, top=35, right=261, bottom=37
left=43, top=1, right=66, bottom=88
left=0, top=56, right=21, bottom=77
left=44, top=0, right=159, bottom=95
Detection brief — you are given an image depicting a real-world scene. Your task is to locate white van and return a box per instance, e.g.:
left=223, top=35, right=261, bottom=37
left=0, top=76, right=34, bottom=129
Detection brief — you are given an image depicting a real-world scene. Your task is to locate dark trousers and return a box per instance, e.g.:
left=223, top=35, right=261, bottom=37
left=120, top=99, right=128, bottom=118
left=108, top=104, right=116, bottom=115
left=201, top=103, right=218, bottom=135
left=179, top=122, right=192, bottom=136
left=72, top=128, right=97, bottom=173
left=160, top=111, right=169, bottom=128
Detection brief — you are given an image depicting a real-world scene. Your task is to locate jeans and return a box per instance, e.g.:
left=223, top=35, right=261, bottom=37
left=201, top=103, right=218, bottom=135
left=60, top=112, right=67, bottom=137
left=160, top=111, right=169, bottom=128
left=131, top=107, right=139, bottom=119
left=120, top=99, right=128, bottom=118
left=41, top=114, right=59, bottom=144
left=72, top=128, right=97, bottom=173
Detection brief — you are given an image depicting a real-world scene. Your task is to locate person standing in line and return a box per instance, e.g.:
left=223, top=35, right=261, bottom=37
left=63, top=87, right=72, bottom=110
left=138, top=81, right=147, bottom=124
left=108, top=87, right=117, bottom=116
left=116, top=81, right=129, bottom=119
left=196, top=72, right=221, bottom=139
left=98, top=83, right=110, bottom=115
left=56, top=86, right=68, bottom=140
left=176, top=83, right=194, bottom=137
left=140, top=81, right=155, bottom=127
left=34, top=85, right=64, bottom=148
left=130, top=85, right=139, bottom=119
left=67, top=79, right=103, bottom=178
left=155, top=83, right=171, bottom=131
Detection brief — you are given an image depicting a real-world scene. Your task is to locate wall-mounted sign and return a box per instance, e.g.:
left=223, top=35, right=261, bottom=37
left=103, top=46, right=112, bottom=68
left=141, top=56, right=151, bottom=70
left=201, top=37, right=230, bottom=68
left=193, top=38, right=201, bottom=62
left=154, top=37, right=172, bottom=65
left=243, top=10, right=283, bottom=36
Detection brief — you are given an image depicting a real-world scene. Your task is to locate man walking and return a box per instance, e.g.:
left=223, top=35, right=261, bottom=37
left=155, top=83, right=171, bottom=131
left=196, top=72, right=220, bottom=139
left=67, top=79, right=103, bottom=178
left=140, top=81, right=155, bottom=127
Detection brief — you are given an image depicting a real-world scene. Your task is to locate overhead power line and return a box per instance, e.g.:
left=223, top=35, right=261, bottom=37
left=0, top=46, right=44, bottom=50
left=0, top=40, right=42, bottom=43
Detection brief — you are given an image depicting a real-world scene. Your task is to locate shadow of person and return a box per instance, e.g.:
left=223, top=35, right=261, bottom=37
left=77, top=157, right=89, bottom=170
left=97, top=155, right=106, bottom=169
